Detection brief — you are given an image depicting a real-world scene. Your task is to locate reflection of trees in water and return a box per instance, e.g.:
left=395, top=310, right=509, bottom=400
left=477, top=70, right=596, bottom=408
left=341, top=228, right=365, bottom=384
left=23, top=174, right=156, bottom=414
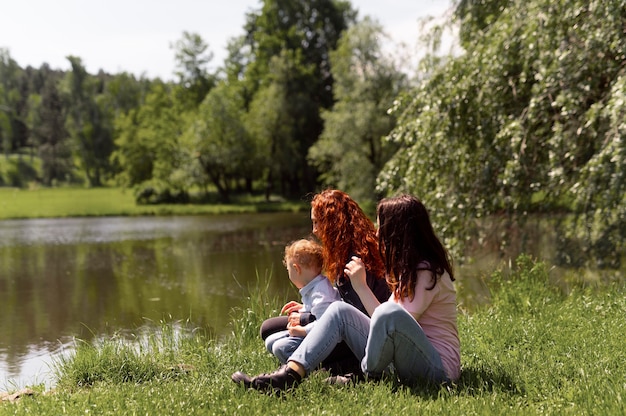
left=465, top=214, right=624, bottom=269
left=459, top=214, right=625, bottom=307
left=205, top=225, right=312, bottom=252
left=0, top=219, right=310, bottom=384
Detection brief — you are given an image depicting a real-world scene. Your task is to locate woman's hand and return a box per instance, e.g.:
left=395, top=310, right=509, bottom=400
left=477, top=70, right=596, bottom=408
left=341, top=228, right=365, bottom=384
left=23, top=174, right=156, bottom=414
left=344, top=256, right=367, bottom=289
left=281, top=301, right=303, bottom=315
left=344, top=256, right=381, bottom=317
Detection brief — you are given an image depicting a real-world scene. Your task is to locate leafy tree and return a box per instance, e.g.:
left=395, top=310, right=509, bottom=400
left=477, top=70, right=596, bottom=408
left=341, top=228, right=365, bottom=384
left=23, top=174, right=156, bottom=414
left=29, top=73, right=72, bottom=185
left=171, top=31, right=216, bottom=108
left=105, top=72, right=149, bottom=117
left=378, top=0, right=626, bottom=262
left=245, top=53, right=297, bottom=200
left=239, top=0, right=356, bottom=195
left=182, top=82, right=256, bottom=202
left=308, top=17, right=407, bottom=202
left=111, top=81, right=187, bottom=196
left=0, top=49, right=25, bottom=156
left=63, top=57, right=114, bottom=186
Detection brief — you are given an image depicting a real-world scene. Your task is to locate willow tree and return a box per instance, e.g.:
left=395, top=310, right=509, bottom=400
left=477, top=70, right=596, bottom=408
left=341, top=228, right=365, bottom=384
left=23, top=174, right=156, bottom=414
left=378, top=0, right=626, bottom=264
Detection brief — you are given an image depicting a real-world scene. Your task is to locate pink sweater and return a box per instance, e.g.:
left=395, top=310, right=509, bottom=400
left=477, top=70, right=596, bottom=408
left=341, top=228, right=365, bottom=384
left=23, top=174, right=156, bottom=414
left=392, top=269, right=461, bottom=381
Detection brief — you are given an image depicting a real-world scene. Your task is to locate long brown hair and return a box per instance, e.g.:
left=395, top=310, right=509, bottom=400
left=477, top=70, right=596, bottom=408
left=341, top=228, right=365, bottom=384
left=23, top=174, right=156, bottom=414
left=311, top=189, right=385, bottom=284
left=377, top=194, right=454, bottom=301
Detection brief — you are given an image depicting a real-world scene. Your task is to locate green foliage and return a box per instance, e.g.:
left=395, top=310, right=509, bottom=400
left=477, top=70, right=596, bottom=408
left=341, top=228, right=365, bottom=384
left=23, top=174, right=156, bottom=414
left=308, top=18, right=407, bottom=202
left=0, top=154, right=39, bottom=187
left=182, top=82, right=257, bottom=202
left=245, top=52, right=301, bottom=198
left=111, top=81, right=188, bottom=193
left=0, top=49, right=29, bottom=157
left=63, top=57, right=115, bottom=187
left=29, top=71, right=73, bottom=185
left=134, top=179, right=189, bottom=205
left=378, top=0, right=626, bottom=260
left=171, top=31, right=216, bottom=107
left=239, top=0, right=356, bottom=196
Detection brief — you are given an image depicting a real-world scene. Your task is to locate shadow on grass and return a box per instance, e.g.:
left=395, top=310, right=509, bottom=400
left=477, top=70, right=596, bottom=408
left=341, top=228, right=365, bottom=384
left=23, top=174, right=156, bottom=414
left=455, top=365, right=522, bottom=394
left=402, top=365, right=522, bottom=399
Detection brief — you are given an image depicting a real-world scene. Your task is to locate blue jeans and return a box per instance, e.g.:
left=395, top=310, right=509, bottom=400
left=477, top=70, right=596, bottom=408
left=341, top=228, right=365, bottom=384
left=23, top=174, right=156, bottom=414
left=264, top=330, right=303, bottom=364
left=289, top=302, right=370, bottom=373
left=364, top=301, right=449, bottom=385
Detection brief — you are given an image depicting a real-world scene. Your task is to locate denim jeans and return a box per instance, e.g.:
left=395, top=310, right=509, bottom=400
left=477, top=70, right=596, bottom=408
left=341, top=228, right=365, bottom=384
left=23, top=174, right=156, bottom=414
left=364, top=301, right=449, bottom=385
left=264, top=330, right=303, bottom=364
left=288, top=302, right=370, bottom=373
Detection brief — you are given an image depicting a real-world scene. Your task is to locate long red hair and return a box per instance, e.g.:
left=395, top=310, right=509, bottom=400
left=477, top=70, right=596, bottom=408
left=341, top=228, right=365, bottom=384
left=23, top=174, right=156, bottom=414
left=311, top=189, right=385, bottom=284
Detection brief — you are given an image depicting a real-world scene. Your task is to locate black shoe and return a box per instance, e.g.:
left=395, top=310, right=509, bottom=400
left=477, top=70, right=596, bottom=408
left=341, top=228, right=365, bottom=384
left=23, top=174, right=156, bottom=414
left=231, top=371, right=254, bottom=388
left=251, top=365, right=303, bottom=393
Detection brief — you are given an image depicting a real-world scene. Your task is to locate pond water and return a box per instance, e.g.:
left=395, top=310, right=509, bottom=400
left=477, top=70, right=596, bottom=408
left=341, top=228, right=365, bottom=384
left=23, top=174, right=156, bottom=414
left=0, top=212, right=622, bottom=390
left=0, top=213, right=311, bottom=390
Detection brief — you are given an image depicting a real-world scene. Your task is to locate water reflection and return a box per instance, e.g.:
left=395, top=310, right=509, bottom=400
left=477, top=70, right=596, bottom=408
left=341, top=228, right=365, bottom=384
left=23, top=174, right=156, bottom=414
left=0, top=213, right=310, bottom=389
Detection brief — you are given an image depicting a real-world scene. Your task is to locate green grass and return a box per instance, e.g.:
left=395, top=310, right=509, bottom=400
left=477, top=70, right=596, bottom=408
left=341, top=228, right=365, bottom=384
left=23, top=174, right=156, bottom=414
left=0, top=187, right=308, bottom=220
left=1, top=255, right=625, bottom=415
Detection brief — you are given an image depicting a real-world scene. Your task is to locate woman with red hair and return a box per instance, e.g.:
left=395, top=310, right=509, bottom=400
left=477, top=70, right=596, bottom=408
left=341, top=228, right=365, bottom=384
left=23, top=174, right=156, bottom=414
left=258, top=189, right=390, bottom=375
left=232, top=194, right=460, bottom=393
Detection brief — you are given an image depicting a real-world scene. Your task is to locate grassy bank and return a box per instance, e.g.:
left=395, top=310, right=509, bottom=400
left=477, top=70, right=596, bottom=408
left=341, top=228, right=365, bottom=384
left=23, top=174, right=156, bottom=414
left=0, top=187, right=308, bottom=220
left=1, top=255, right=624, bottom=415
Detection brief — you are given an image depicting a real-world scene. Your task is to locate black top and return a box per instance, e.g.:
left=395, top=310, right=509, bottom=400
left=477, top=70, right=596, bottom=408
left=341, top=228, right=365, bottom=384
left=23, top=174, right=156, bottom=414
left=336, top=269, right=390, bottom=316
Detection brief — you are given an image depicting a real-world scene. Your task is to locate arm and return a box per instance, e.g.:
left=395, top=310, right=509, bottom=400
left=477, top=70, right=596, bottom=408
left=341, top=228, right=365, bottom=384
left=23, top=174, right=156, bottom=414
left=344, top=256, right=382, bottom=317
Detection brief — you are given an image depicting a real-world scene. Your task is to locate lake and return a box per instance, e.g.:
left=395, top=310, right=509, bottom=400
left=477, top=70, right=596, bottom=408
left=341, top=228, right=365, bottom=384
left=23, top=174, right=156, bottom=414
left=0, top=213, right=311, bottom=390
left=0, top=212, right=622, bottom=390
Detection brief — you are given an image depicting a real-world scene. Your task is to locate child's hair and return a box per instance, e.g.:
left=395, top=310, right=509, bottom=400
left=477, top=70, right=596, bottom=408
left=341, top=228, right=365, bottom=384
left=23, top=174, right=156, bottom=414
left=283, top=239, right=323, bottom=272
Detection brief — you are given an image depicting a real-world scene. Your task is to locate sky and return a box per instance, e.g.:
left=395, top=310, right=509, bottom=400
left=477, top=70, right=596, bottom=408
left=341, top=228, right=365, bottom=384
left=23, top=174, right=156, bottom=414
left=1, top=0, right=454, bottom=80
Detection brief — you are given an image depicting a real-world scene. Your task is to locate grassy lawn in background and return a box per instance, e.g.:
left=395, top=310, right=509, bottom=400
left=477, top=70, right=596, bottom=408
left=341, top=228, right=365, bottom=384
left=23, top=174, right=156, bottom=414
left=1, top=255, right=624, bottom=415
left=0, top=187, right=308, bottom=220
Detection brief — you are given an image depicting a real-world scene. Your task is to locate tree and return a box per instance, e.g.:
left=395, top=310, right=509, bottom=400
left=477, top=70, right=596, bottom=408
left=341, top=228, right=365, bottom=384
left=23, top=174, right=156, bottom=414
left=378, top=0, right=626, bottom=262
left=245, top=54, right=296, bottom=200
left=0, top=49, right=25, bottom=156
left=308, top=18, right=407, bottom=202
left=239, top=0, right=356, bottom=195
left=111, top=81, right=188, bottom=200
left=29, top=74, right=71, bottom=185
left=182, top=82, right=257, bottom=202
left=63, top=56, right=114, bottom=186
left=171, top=31, right=216, bottom=107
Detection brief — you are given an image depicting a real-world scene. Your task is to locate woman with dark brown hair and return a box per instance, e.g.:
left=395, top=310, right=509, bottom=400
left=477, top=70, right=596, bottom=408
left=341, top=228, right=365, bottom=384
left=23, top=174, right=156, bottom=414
left=258, top=189, right=390, bottom=375
left=232, top=194, right=460, bottom=393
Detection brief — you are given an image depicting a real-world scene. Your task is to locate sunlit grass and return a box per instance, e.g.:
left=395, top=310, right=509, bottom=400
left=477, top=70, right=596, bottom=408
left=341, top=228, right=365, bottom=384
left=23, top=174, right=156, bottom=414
left=2, top=255, right=625, bottom=415
left=0, top=187, right=308, bottom=220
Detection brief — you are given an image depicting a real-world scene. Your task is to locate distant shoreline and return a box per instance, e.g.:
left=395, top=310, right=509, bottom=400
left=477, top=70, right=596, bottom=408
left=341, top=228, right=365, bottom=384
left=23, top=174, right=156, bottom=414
left=0, top=187, right=308, bottom=220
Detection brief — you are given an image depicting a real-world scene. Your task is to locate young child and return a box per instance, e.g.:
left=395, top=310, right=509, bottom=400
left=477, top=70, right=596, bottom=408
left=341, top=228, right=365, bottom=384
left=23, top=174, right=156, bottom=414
left=264, top=238, right=341, bottom=363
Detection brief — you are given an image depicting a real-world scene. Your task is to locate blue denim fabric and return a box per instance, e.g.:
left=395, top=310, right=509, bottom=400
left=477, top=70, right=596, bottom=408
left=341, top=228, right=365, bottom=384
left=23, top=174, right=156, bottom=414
left=363, top=301, right=449, bottom=385
left=264, top=330, right=303, bottom=364
left=288, top=302, right=370, bottom=373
